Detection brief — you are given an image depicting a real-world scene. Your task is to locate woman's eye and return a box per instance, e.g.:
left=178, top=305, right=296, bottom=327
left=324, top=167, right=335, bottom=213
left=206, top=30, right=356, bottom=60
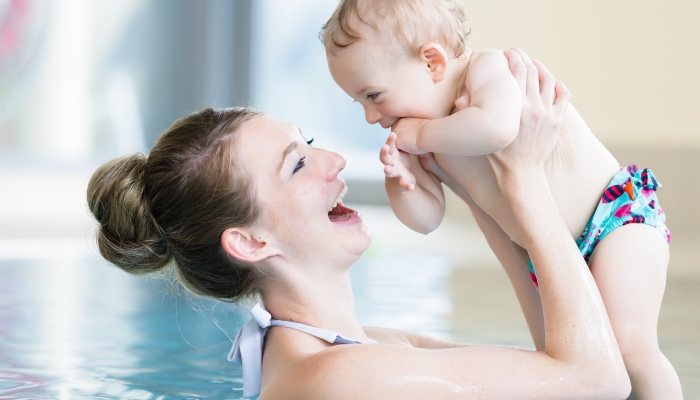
left=293, top=156, right=306, bottom=174
left=367, top=92, right=379, bottom=100
left=306, top=138, right=314, bottom=146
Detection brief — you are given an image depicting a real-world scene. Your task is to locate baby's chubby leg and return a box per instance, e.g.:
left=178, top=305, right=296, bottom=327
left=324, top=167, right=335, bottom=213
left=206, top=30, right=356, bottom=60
left=588, top=223, right=682, bottom=400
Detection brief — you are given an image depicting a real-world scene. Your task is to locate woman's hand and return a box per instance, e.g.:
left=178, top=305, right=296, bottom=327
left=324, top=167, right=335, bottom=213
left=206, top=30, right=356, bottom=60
left=486, top=47, right=571, bottom=193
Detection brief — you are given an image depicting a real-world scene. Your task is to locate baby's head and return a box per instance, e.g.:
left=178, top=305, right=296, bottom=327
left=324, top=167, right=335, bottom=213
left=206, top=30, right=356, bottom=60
left=322, top=0, right=470, bottom=127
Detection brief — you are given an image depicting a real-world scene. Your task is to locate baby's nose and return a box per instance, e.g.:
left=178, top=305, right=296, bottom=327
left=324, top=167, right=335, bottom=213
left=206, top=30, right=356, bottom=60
left=364, top=108, right=382, bottom=125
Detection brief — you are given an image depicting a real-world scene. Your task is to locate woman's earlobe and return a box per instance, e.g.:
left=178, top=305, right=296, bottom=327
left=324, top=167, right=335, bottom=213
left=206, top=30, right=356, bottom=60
left=221, top=228, right=270, bottom=263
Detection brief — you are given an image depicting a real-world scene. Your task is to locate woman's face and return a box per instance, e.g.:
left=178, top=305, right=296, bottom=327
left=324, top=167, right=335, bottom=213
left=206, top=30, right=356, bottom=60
left=236, top=115, right=372, bottom=268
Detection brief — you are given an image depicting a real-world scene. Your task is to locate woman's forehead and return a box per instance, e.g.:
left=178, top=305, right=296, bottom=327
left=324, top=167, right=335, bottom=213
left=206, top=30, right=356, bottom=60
left=237, top=115, right=302, bottom=170
left=239, top=115, right=299, bottom=147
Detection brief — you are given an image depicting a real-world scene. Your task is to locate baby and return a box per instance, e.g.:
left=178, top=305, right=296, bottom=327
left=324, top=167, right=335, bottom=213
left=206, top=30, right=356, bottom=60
left=322, top=0, right=681, bottom=397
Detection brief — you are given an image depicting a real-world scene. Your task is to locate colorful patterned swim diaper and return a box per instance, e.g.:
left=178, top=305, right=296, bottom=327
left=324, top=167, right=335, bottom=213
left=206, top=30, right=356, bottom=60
left=528, top=164, right=671, bottom=292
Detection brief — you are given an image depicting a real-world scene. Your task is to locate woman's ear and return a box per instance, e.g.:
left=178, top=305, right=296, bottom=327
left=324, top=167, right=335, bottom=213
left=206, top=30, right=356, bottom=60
left=221, top=228, right=273, bottom=263
left=419, top=42, right=449, bottom=83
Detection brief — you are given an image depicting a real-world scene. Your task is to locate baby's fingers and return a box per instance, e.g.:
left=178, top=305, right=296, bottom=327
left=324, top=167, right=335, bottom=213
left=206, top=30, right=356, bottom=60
left=379, top=144, right=395, bottom=166
left=399, top=172, right=416, bottom=191
left=384, top=164, right=397, bottom=178
left=385, top=132, right=398, bottom=152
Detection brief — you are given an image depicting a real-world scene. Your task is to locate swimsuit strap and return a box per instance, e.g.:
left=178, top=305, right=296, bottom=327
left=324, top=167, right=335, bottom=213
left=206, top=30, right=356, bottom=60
left=228, top=303, right=364, bottom=397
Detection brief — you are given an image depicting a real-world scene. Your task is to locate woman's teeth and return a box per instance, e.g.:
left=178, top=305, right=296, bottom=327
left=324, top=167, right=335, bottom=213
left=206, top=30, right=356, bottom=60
left=329, top=186, right=348, bottom=211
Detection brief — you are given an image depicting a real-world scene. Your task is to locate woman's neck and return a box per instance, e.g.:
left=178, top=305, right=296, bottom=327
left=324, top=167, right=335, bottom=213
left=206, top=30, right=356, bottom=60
left=261, top=264, right=369, bottom=343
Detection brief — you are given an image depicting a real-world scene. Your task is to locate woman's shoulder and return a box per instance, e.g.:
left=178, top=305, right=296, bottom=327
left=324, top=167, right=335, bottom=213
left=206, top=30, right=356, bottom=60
left=261, top=339, right=399, bottom=399
left=260, top=327, right=414, bottom=399
left=260, top=327, right=474, bottom=399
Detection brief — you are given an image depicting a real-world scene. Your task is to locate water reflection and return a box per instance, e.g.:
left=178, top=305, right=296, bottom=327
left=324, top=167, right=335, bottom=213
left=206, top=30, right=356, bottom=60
left=0, top=259, right=247, bottom=399
left=1, top=237, right=698, bottom=397
left=351, top=254, right=453, bottom=340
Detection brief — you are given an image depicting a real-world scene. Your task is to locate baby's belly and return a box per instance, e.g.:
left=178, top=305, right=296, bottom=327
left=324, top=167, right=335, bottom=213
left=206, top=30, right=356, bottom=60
left=435, top=106, right=620, bottom=249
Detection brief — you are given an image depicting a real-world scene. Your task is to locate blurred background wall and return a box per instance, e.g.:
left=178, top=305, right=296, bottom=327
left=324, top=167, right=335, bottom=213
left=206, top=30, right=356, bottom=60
left=1, top=0, right=698, bottom=234
left=466, top=0, right=700, bottom=148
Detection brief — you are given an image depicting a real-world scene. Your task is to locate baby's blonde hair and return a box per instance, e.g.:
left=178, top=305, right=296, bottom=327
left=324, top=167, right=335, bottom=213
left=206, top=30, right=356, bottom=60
left=321, top=0, right=470, bottom=59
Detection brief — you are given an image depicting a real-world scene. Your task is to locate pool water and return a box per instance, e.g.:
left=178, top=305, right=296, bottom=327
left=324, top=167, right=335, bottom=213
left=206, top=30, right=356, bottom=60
left=1, top=204, right=698, bottom=398
left=0, top=250, right=455, bottom=399
left=0, top=259, right=249, bottom=399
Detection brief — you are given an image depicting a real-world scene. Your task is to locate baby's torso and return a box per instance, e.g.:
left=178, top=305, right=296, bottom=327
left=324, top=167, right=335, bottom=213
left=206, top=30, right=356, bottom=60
left=435, top=104, right=620, bottom=248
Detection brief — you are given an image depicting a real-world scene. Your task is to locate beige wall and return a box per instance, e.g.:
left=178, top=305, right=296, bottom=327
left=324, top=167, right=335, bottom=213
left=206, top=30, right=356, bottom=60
left=464, top=0, right=700, bottom=147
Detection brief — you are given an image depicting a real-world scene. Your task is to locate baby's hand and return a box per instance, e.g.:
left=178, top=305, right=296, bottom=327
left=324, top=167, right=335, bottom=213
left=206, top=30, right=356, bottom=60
left=380, top=132, right=416, bottom=191
left=392, top=118, right=429, bottom=155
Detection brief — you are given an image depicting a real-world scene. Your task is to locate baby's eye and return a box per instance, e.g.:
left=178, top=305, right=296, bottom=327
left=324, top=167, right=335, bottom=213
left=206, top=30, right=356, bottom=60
left=367, top=92, right=380, bottom=101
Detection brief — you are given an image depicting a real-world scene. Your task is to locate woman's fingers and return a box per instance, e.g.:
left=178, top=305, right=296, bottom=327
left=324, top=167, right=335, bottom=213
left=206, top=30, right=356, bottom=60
left=533, top=59, right=555, bottom=112
left=511, top=47, right=540, bottom=107
left=504, top=49, right=527, bottom=102
left=552, top=79, right=571, bottom=120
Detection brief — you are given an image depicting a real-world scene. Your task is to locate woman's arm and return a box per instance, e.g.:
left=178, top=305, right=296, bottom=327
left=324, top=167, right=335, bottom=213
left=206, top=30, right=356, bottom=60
left=419, top=152, right=546, bottom=351
left=298, top=49, right=630, bottom=400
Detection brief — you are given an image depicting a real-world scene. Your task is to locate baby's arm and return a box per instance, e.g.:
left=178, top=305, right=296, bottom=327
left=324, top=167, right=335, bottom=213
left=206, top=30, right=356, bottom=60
left=381, top=133, right=445, bottom=234
left=419, top=153, right=545, bottom=349
left=396, top=51, right=522, bottom=156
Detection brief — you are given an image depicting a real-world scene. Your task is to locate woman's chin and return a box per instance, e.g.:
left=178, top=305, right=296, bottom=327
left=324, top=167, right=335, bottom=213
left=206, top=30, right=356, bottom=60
left=326, top=203, right=372, bottom=255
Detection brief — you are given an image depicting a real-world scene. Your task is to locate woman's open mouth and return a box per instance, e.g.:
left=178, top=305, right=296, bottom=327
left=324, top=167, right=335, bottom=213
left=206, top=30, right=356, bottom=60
left=328, top=202, right=358, bottom=222
left=328, top=186, right=360, bottom=224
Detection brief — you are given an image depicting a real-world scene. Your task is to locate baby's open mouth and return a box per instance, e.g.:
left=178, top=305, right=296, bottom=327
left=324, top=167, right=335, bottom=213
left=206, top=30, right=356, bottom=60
left=328, top=186, right=357, bottom=222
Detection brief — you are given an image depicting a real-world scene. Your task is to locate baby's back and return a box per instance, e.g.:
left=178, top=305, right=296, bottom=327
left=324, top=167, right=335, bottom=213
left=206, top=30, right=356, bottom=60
left=436, top=104, right=620, bottom=247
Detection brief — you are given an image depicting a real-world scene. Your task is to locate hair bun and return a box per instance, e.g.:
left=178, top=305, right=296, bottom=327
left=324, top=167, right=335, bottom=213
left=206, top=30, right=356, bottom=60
left=87, top=154, right=170, bottom=274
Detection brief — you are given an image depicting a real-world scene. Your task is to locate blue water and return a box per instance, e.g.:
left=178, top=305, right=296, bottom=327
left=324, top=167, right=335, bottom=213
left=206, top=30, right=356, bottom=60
left=0, top=253, right=453, bottom=399
left=0, top=259, right=249, bottom=399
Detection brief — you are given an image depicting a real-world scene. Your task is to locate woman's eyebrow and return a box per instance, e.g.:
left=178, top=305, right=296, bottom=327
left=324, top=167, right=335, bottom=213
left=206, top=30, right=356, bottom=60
left=278, top=141, right=299, bottom=173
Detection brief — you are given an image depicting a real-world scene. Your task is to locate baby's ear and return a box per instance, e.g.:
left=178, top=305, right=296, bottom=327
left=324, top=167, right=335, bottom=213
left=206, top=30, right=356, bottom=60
left=419, top=42, right=449, bottom=83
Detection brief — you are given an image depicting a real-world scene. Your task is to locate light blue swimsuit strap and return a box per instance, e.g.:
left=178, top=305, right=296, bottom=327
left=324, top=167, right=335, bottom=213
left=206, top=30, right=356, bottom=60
left=228, top=303, right=369, bottom=398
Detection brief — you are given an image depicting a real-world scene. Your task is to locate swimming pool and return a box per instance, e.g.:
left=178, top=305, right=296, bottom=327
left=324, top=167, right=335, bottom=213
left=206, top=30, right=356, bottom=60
left=0, top=249, right=456, bottom=399
left=1, top=205, right=698, bottom=398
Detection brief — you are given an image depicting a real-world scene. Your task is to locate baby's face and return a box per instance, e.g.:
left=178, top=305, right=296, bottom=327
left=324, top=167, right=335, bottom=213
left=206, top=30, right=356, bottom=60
left=328, top=39, right=451, bottom=129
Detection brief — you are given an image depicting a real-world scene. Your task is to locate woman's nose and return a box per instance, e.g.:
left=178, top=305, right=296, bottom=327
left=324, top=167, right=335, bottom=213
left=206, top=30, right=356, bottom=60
left=324, top=150, right=346, bottom=181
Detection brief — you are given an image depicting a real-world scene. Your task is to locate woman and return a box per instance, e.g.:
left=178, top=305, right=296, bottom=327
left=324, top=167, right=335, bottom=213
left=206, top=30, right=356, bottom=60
left=87, top=51, right=630, bottom=399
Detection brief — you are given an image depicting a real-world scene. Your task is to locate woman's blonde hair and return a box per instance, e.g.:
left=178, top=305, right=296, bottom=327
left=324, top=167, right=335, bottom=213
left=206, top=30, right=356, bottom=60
left=320, top=0, right=470, bottom=59
left=88, top=107, right=264, bottom=302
